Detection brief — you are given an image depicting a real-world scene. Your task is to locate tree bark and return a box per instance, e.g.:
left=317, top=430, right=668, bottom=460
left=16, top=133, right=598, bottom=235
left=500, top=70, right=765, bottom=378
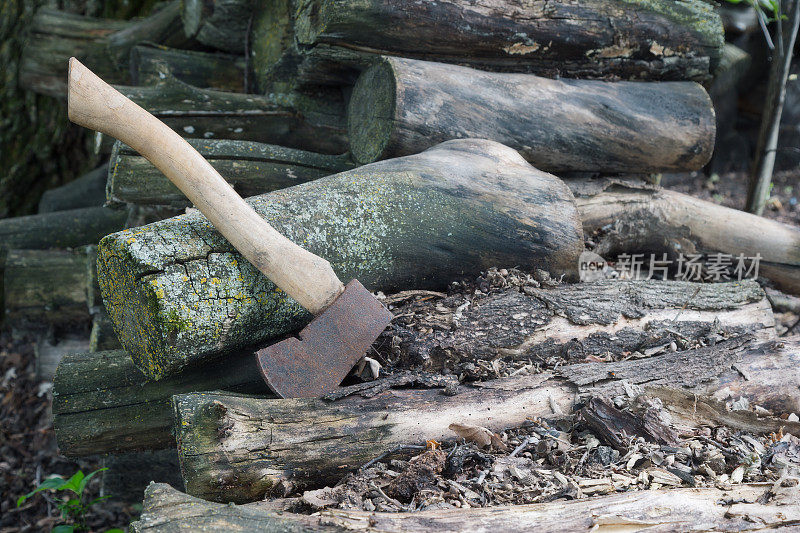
left=347, top=56, right=716, bottom=172
left=182, top=0, right=253, bottom=54
left=52, top=348, right=272, bottom=457
left=0, top=206, right=129, bottom=252
left=250, top=0, right=724, bottom=94
left=19, top=2, right=184, bottom=98
left=37, top=164, right=108, bottom=214
left=108, top=139, right=353, bottom=206
left=130, top=44, right=247, bottom=93
left=96, top=140, right=584, bottom=380
left=570, top=178, right=800, bottom=295
left=173, top=336, right=800, bottom=503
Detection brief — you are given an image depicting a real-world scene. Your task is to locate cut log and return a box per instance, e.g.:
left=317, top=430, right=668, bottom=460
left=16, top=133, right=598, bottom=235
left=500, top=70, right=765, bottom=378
left=101, top=450, right=184, bottom=503
left=3, top=249, right=90, bottom=331
left=131, top=482, right=800, bottom=532
left=571, top=178, right=800, bottom=295
left=130, top=44, right=247, bottom=93
left=251, top=0, right=724, bottom=93
left=94, top=77, right=347, bottom=155
left=347, top=57, right=716, bottom=172
left=52, top=349, right=271, bottom=457
left=389, top=280, right=776, bottom=371
left=182, top=0, right=252, bottom=54
left=0, top=206, right=128, bottom=252
left=19, top=2, right=183, bottom=98
left=108, top=139, right=353, bottom=206
left=38, top=165, right=108, bottom=214
left=173, top=336, right=800, bottom=502
left=96, top=139, right=584, bottom=380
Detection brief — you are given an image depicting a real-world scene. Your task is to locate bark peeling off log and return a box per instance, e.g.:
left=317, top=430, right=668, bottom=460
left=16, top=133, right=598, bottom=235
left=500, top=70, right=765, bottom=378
left=173, top=337, right=800, bottom=503
left=130, top=482, right=800, bottom=532
left=97, top=140, right=584, bottom=380
left=347, top=56, right=716, bottom=172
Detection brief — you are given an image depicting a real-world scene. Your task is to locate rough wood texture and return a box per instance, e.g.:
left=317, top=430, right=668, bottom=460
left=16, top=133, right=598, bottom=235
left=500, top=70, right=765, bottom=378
left=108, top=139, right=353, bottom=206
left=38, top=164, right=108, bottom=213
left=348, top=56, right=715, bottom=171
left=19, top=2, right=183, bottom=98
left=52, top=349, right=272, bottom=457
left=0, top=206, right=128, bottom=252
left=130, top=44, right=247, bottom=93
left=182, top=0, right=252, bottom=54
left=3, top=249, right=90, bottom=330
left=97, top=139, right=584, bottom=380
left=174, top=336, right=800, bottom=503
left=251, top=0, right=724, bottom=93
left=131, top=482, right=800, bottom=532
left=101, top=450, right=184, bottom=503
left=392, top=280, right=776, bottom=371
left=571, top=178, right=800, bottom=295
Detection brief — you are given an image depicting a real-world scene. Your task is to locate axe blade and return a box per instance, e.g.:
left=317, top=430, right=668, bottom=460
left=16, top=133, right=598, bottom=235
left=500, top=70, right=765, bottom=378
left=255, top=279, right=393, bottom=398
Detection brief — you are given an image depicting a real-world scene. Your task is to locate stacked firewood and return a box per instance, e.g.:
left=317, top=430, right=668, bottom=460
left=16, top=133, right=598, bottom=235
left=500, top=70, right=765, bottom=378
left=4, top=0, right=800, bottom=528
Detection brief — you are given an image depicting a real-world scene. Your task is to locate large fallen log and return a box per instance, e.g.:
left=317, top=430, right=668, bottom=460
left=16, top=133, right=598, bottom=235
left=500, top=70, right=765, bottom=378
left=173, top=336, right=800, bottom=502
left=130, top=44, right=247, bottom=93
left=251, top=0, right=724, bottom=93
left=19, top=2, right=183, bottom=98
left=38, top=165, right=107, bottom=214
left=131, top=482, right=800, bottom=532
left=0, top=206, right=128, bottom=252
left=97, top=140, right=584, bottom=380
left=571, top=178, right=800, bottom=295
left=347, top=57, right=715, bottom=171
left=52, top=348, right=271, bottom=457
left=108, top=139, right=353, bottom=206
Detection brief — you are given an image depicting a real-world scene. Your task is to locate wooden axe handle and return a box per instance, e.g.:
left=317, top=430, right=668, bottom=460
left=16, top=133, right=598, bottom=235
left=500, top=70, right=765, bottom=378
left=67, top=58, right=343, bottom=314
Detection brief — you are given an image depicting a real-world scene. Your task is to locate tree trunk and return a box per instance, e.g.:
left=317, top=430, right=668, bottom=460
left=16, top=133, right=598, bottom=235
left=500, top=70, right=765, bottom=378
left=37, top=164, right=108, bottom=214
left=96, top=140, right=584, bottom=380
left=388, top=280, right=776, bottom=372
left=251, top=0, right=723, bottom=93
left=108, top=139, right=353, bottom=206
left=347, top=57, right=716, bottom=172
left=52, top=348, right=272, bottom=457
left=173, top=336, right=800, bottom=503
left=0, top=206, right=129, bottom=252
left=570, top=178, right=800, bottom=295
left=130, top=44, right=247, bottom=93
left=182, top=0, right=253, bottom=54
left=19, top=2, right=184, bottom=98
left=130, top=482, right=800, bottom=532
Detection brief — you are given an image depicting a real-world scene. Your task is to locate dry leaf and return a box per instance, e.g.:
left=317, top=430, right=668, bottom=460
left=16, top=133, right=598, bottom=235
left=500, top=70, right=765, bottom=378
left=449, top=422, right=508, bottom=450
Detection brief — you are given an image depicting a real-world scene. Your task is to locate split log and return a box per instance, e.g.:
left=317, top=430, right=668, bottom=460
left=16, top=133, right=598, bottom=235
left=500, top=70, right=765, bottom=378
left=571, top=178, right=800, bottom=295
left=101, top=450, right=184, bottom=503
left=94, top=78, right=347, bottom=155
left=38, top=165, right=107, bottom=214
left=182, top=0, right=252, bottom=54
left=0, top=206, right=128, bottom=252
left=52, top=348, right=271, bottom=457
left=251, top=0, right=724, bottom=92
left=173, top=336, right=800, bottom=502
left=131, top=482, right=800, bottom=532
left=3, top=249, right=90, bottom=331
left=108, top=139, right=353, bottom=206
left=347, top=57, right=715, bottom=172
left=130, top=44, right=247, bottom=93
left=96, top=139, right=584, bottom=380
left=19, top=2, right=183, bottom=98
left=389, top=280, right=776, bottom=371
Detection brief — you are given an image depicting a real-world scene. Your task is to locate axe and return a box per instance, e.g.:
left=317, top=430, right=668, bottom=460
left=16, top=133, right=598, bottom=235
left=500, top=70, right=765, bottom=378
left=67, top=58, right=392, bottom=398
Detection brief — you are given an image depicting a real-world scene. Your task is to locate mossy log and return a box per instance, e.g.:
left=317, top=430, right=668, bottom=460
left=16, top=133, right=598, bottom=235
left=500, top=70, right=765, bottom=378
left=570, top=179, right=800, bottom=295
left=2, top=249, right=90, bottom=330
left=251, top=0, right=723, bottom=94
left=132, top=482, right=800, bottom=532
left=96, top=140, right=584, bottom=380
left=182, top=0, right=252, bottom=54
left=94, top=77, right=347, bottom=155
left=108, top=139, right=353, bottom=206
left=390, top=280, right=776, bottom=371
left=38, top=165, right=108, bottom=214
left=19, top=2, right=183, bottom=98
left=347, top=56, right=715, bottom=171
left=173, top=336, right=800, bottom=502
left=52, top=348, right=272, bottom=457
left=130, top=44, right=247, bottom=93
left=0, top=206, right=128, bottom=252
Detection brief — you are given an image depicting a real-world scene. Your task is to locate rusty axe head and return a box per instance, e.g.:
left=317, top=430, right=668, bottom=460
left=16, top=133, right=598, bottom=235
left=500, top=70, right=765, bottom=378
left=255, top=279, right=393, bottom=398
